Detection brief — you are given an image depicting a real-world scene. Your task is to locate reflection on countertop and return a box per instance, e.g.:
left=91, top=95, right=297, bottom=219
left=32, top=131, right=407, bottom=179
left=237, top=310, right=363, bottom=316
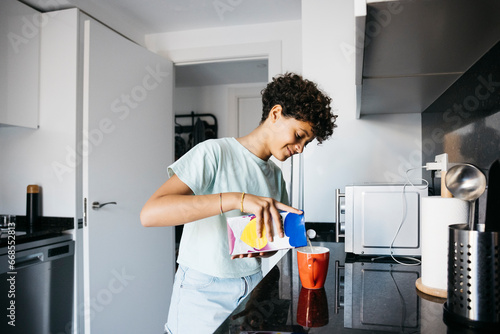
left=216, top=240, right=496, bottom=334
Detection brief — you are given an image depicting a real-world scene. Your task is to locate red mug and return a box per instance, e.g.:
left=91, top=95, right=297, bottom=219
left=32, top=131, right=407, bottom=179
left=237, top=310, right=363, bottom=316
left=297, top=286, right=329, bottom=327
left=297, top=246, right=329, bottom=289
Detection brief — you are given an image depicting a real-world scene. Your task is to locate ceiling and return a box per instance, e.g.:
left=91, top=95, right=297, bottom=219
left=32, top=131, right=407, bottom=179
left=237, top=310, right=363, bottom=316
left=21, top=0, right=301, bottom=35
left=21, top=0, right=300, bottom=87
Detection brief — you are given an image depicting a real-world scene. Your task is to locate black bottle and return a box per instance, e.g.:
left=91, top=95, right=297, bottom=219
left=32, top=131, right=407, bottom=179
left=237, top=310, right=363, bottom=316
left=27, top=184, right=40, bottom=231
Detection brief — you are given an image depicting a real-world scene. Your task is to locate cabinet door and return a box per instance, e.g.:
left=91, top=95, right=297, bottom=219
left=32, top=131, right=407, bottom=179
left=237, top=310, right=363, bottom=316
left=81, top=16, right=174, bottom=334
left=0, top=0, right=40, bottom=128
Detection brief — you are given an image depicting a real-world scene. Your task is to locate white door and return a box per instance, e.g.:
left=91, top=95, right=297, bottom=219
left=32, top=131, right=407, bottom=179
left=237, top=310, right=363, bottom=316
left=82, top=17, right=174, bottom=333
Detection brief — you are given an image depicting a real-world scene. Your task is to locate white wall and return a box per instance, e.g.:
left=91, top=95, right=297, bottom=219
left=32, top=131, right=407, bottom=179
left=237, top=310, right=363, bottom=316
left=301, top=0, right=422, bottom=222
left=145, top=20, right=302, bottom=75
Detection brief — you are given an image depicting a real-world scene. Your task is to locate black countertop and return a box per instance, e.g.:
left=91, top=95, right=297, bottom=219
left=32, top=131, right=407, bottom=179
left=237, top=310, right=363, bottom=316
left=0, top=216, right=74, bottom=252
left=215, top=240, right=494, bottom=334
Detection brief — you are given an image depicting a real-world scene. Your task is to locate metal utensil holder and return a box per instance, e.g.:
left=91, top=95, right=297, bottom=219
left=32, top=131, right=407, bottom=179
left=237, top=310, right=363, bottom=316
left=443, top=223, right=499, bottom=329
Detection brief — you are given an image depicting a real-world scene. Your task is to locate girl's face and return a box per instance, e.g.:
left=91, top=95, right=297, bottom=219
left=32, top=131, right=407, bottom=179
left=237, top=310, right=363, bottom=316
left=269, top=109, right=314, bottom=162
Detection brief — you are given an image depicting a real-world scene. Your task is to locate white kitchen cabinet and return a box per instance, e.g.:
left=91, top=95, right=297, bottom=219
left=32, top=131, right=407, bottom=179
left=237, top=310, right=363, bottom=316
left=0, top=0, right=40, bottom=128
left=40, top=9, right=174, bottom=334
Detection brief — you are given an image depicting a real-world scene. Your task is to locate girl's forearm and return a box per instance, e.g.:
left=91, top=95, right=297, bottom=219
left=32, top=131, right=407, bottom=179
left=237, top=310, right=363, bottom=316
left=140, top=192, right=241, bottom=227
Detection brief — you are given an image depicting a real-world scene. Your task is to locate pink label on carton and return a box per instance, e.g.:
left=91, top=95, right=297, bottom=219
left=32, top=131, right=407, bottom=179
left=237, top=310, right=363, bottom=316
left=226, top=211, right=307, bottom=255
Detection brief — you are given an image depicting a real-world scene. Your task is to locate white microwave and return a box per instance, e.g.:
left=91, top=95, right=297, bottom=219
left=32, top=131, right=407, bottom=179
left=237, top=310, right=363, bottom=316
left=337, top=184, right=428, bottom=256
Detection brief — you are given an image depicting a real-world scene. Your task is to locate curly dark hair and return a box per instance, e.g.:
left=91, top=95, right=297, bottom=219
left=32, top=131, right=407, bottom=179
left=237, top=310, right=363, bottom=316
left=261, top=72, right=337, bottom=144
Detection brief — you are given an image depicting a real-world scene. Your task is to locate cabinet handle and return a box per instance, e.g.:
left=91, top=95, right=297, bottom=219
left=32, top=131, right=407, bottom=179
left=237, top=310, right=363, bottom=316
left=16, top=253, right=43, bottom=270
left=335, top=189, right=345, bottom=243
left=92, top=201, right=117, bottom=210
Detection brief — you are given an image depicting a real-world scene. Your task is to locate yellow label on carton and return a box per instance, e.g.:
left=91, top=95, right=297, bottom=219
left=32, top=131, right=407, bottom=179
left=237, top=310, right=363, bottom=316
left=240, top=217, right=268, bottom=249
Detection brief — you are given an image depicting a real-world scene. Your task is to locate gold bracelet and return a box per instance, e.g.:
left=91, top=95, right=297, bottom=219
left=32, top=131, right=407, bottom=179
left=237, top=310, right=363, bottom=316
left=219, top=193, right=223, bottom=215
left=240, top=192, right=245, bottom=212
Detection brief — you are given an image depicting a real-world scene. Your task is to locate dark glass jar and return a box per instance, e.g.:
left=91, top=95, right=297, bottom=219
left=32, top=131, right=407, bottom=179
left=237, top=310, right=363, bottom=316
left=26, top=184, right=40, bottom=231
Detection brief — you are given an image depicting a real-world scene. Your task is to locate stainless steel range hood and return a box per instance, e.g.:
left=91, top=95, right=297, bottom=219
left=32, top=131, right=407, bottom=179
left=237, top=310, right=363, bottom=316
left=355, top=0, right=500, bottom=118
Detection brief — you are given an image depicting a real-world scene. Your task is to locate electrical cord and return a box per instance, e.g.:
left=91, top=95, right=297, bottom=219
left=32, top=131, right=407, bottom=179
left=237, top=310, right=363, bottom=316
left=390, top=269, right=407, bottom=333
left=389, top=166, right=428, bottom=266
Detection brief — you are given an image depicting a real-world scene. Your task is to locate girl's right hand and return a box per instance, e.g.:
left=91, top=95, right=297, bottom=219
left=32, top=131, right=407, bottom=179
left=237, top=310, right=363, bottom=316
left=240, top=193, right=302, bottom=243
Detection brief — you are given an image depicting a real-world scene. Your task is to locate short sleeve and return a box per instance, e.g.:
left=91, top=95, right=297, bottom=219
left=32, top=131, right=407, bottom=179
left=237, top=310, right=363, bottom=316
left=167, top=140, right=220, bottom=195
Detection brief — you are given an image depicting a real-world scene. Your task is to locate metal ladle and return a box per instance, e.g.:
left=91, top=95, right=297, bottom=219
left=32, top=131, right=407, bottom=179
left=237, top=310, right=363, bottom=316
left=445, top=163, right=487, bottom=230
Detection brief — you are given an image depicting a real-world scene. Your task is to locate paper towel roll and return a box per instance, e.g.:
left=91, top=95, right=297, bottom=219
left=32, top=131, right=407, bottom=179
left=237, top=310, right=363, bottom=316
left=420, top=197, right=469, bottom=295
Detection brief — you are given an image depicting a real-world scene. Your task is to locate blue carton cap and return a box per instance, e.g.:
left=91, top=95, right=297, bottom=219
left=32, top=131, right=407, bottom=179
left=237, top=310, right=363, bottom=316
left=283, top=211, right=307, bottom=247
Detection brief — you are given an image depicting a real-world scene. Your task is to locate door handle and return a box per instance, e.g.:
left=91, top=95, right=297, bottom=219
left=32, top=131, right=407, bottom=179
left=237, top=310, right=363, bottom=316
left=92, top=201, right=117, bottom=210
left=335, top=189, right=345, bottom=243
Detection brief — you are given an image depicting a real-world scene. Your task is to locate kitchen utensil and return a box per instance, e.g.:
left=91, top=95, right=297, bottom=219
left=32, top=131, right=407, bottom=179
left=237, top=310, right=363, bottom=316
left=0, top=215, right=7, bottom=228
left=445, top=164, right=487, bottom=230
left=0, top=215, right=15, bottom=227
left=443, top=223, right=499, bottom=329
left=485, top=159, right=500, bottom=231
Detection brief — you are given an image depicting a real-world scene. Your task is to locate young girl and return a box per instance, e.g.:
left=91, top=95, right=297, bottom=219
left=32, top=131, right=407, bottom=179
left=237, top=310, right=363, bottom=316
left=140, top=72, right=337, bottom=333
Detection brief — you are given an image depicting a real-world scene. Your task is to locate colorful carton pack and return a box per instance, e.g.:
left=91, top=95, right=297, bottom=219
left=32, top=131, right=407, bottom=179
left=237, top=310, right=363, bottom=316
left=227, top=211, right=307, bottom=255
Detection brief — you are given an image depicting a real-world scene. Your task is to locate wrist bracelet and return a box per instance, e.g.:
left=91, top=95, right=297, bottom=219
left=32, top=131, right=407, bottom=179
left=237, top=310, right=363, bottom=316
left=240, top=192, right=246, bottom=212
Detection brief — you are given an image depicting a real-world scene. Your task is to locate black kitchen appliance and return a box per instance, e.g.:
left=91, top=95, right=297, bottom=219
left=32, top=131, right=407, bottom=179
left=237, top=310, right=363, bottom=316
left=0, top=235, right=74, bottom=334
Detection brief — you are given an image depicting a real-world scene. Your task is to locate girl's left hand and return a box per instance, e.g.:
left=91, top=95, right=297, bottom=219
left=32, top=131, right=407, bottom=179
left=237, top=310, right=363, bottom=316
left=231, top=251, right=278, bottom=260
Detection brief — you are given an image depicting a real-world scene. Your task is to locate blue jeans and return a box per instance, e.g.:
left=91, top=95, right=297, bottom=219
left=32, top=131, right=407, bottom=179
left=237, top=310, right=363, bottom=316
left=165, top=264, right=262, bottom=334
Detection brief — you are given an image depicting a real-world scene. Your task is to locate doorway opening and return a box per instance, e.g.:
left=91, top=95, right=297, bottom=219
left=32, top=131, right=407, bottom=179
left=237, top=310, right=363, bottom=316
left=172, top=58, right=269, bottom=255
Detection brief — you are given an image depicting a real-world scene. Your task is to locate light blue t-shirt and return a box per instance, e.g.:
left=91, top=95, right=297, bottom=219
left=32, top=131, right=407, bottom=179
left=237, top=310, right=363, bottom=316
left=168, top=137, right=289, bottom=278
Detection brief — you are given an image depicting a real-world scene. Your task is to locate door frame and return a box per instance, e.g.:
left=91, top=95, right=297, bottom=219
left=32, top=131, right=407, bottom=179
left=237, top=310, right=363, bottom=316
left=166, top=41, right=281, bottom=141
left=167, top=40, right=281, bottom=78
